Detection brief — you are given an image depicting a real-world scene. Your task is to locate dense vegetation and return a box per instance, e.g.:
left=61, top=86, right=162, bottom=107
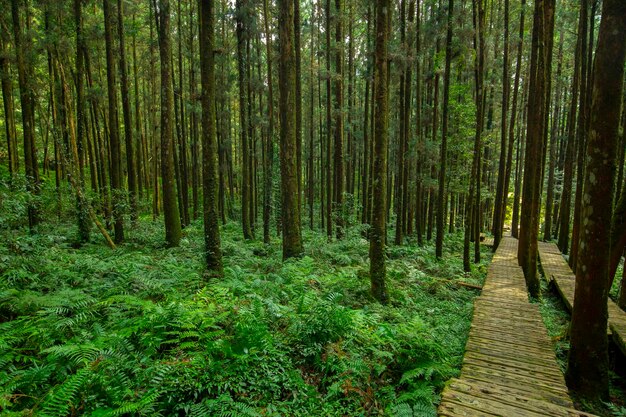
left=0, top=183, right=491, bottom=416
left=0, top=0, right=625, bottom=413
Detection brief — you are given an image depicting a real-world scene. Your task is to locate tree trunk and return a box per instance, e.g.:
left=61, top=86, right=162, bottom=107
left=518, top=0, right=555, bottom=297
left=156, top=0, right=182, bottom=247
left=491, top=0, right=509, bottom=248
left=333, top=0, right=344, bottom=239
left=464, top=0, right=485, bottom=272
left=558, top=4, right=584, bottom=253
left=278, top=0, right=303, bottom=260
left=0, top=29, right=18, bottom=180
left=236, top=0, right=253, bottom=240
left=262, top=0, right=274, bottom=244
left=544, top=31, right=564, bottom=241
left=370, top=0, right=390, bottom=304
left=436, top=0, right=453, bottom=259
left=199, top=0, right=223, bottom=275
left=502, top=0, right=525, bottom=241
left=566, top=0, right=626, bottom=399
left=103, top=0, right=124, bottom=242
left=569, top=0, right=593, bottom=273
left=118, top=0, right=137, bottom=224
left=12, top=0, right=40, bottom=229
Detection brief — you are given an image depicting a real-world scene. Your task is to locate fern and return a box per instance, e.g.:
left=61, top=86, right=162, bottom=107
left=40, top=367, right=91, bottom=417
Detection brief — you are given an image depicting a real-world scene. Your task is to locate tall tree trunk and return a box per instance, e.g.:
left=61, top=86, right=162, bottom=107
left=278, top=0, right=303, bottom=260
left=566, top=0, right=626, bottom=399
left=558, top=3, right=584, bottom=253
left=370, top=0, right=390, bottom=304
left=569, top=0, right=591, bottom=272
left=294, top=0, right=302, bottom=213
left=189, top=3, right=199, bottom=220
left=199, top=0, right=223, bottom=275
left=394, top=0, right=407, bottom=246
left=436, top=0, right=453, bottom=259
left=103, top=0, right=124, bottom=242
left=518, top=0, right=555, bottom=297
left=503, top=0, right=525, bottom=240
left=333, top=0, right=344, bottom=239
left=415, top=0, right=423, bottom=246
left=74, top=0, right=91, bottom=242
left=492, top=0, right=509, bottom=248
left=156, top=0, right=182, bottom=247
left=361, top=5, right=372, bottom=226
left=325, top=0, right=333, bottom=239
left=118, top=0, right=137, bottom=224
left=236, top=0, right=253, bottom=240
left=12, top=0, right=40, bottom=229
left=0, top=29, right=18, bottom=180
left=464, top=0, right=485, bottom=272
left=262, top=0, right=274, bottom=244
left=543, top=31, right=564, bottom=241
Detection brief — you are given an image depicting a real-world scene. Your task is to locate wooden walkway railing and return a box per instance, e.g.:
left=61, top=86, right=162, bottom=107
left=538, top=241, right=626, bottom=357
left=438, top=237, right=596, bottom=417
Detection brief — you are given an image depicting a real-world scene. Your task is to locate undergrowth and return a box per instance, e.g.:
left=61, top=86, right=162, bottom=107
left=0, top=197, right=491, bottom=416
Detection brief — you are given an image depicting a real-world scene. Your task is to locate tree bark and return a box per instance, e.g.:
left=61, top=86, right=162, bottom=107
left=436, top=0, right=453, bottom=259
left=0, top=28, right=18, bottom=180
left=566, top=0, right=626, bottom=399
left=518, top=0, right=555, bottom=297
left=199, top=0, right=223, bottom=275
left=156, top=0, right=182, bottom=247
left=370, top=0, right=390, bottom=304
left=278, top=0, right=303, bottom=260
left=492, top=0, right=509, bottom=248
left=103, top=0, right=124, bottom=242
left=236, top=0, right=253, bottom=240
left=118, top=0, right=137, bottom=224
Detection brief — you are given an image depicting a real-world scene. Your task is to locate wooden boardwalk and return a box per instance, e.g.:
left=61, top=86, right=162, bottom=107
left=538, top=241, right=626, bottom=357
left=438, top=237, right=595, bottom=417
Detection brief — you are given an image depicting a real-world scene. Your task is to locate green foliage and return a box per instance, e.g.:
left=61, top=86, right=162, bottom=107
left=0, top=212, right=491, bottom=416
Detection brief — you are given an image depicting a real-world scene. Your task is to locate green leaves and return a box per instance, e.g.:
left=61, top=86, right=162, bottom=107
left=0, top=219, right=490, bottom=416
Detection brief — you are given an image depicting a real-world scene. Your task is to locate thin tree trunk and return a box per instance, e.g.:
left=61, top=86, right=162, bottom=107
left=11, top=0, right=40, bottom=230
left=436, top=0, right=453, bottom=258
left=236, top=0, right=253, bottom=239
left=492, top=0, right=509, bottom=248
left=262, top=0, right=274, bottom=244
left=118, top=0, right=137, bottom=224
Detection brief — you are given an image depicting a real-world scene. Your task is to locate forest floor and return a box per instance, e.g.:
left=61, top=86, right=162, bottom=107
left=0, top=208, right=491, bottom=416
left=3, top=182, right=625, bottom=416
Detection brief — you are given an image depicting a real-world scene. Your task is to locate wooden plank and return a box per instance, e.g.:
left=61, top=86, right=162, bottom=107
left=438, top=237, right=598, bottom=417
left=438, top=399, right=500, bottom=417
left=447, top=379, right=579, bottom=416
left=463, top=347, right=564, bottom=376
left=461, top=371, right=571, bottom=403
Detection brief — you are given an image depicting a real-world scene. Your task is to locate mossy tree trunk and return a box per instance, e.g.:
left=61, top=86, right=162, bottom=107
left=156, top=0, right=182, bottom=247
left=370, top=0, right=390, bottom=304
left=199, top=0, right=223, bottom=275
left=278, top=0, right=303, bottom=260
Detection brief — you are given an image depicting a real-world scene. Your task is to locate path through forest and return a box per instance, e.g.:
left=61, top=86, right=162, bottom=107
left=438, top=237, right=596, bottom=416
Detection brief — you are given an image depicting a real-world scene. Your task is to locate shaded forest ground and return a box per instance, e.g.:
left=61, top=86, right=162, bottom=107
left=1, top=183, right=491, bottom=416
left=3, top=181, right=626, bottom=416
